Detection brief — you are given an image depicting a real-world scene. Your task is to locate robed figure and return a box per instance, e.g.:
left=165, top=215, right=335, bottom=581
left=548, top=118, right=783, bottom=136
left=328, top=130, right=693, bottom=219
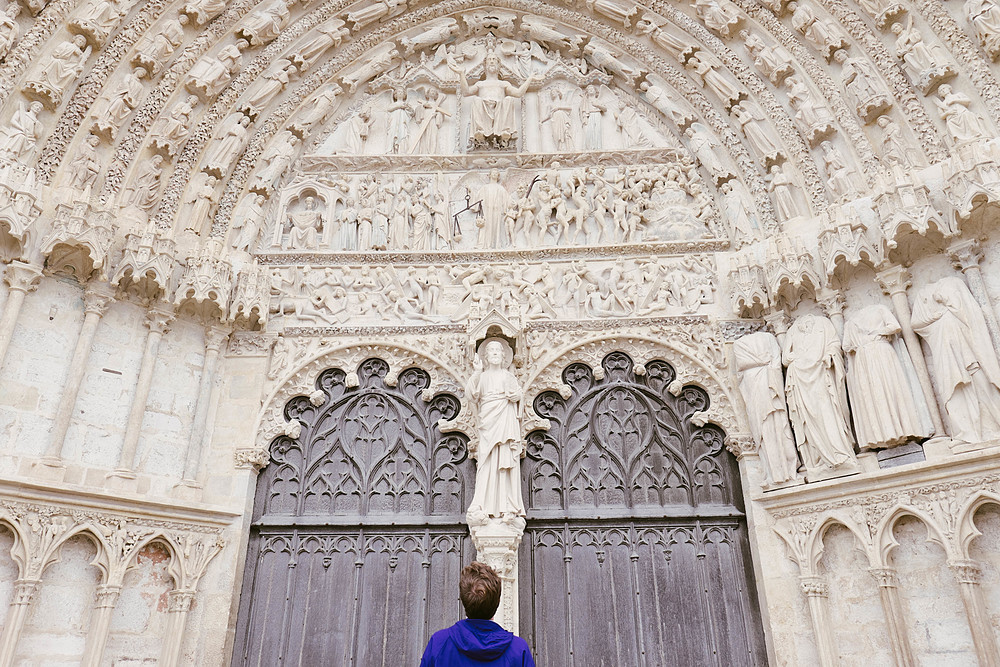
left=782, top=315, right=858, bottom=474
left=450, top=48, right=533, bottom=149
left=733, top=332, right=800, bottom=487
left=467, top=340, right=526, bottom=521
left=912, top=277, right=1000, bottom=443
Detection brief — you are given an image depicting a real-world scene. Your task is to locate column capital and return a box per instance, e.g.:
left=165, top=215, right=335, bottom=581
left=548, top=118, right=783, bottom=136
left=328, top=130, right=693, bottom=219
left=799, top=575, right=829, bottom=598
left=205, top=327, right=231, bottom=353
left=816, top=287, right=846, bottom=318
left=166, top=589, right=196, bottom=613
left=763, top=310, right=791, bottom=335
left=11, top=579, right=40, bottom=605
left=144, top=309, right=174, bottom=335
left=947, top=239, right=983, bottom=272
left=949, top=559, right=984, bottom=584
left=3, top=261, right=42, bottom=294
left=94, top=584, right=122, bottom=609
left=876, top=264, right=912, bottom=296
left=83, top=289, right=114, bottom=317
left=869, top=567, right=899, bottom=588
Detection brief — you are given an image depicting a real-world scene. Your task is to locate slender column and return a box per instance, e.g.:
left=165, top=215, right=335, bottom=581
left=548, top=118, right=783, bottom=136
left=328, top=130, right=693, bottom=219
left=949, top=239, right=1000, bottom=354
left=799, top=575, right=837, bottom=667
left=876, top=266, right=948, bottom=436
left=0, top=579, right=41, bottom=667
left=869, top=568, right=915, bottom=666
left=160, top=589, right=196, bottom=667
left=45, top=290, right=114, bottom=460
left=949, top=560, right=1000, bottom=667
left=763, top=310, right=791, bottom=347
left=816, top=288, right=846, bottom=337
left=112, top=310, right=173, bottom=477
left=80, top=584, right=121, bottom=667
left=181, top=328, right=228, bottom=483
left=0, top=262, right=42, bottom=373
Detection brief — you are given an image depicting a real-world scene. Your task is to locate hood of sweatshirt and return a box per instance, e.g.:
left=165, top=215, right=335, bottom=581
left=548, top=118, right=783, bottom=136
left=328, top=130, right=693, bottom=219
left=450, top=619, right=514, bottom=661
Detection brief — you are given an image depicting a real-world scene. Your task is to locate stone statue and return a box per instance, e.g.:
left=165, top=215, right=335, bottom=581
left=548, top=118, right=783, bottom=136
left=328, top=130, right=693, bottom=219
left=231, top=193, right=266, bottom=252
left=150, top=94, right=198, bottom=155
left=543, top=87, right=576, bottom=152
left=934, top=84, right=991, bottom=145
left=0, top=3, right=20, bottom=62
left=782, top=314, right=858, bottom=475
left=124, top=154, right=164, bottom=212
left=466, top=339, right=525, bottom=522
left=186, top=40, right=245, bottom=100
left=400, top=17, right=459, bottom=55
left=203, top=113, right=251, bottom=176
left=912, top=276, right=1000, bottom=443
left=286, top=196, right=322, bottom=249
left=183, top=0, right=226, bottom=26
left=767, top=163, right=802, bottom=218
left=290, top=17, right=349, bottom=71
left=891, top=16, right=956, bottom=92
left=0, top=100, right=44, bottom=161
left=876, top=115, right=921, bottom=167
left=834, top=49, right=893, bottom=122
left=251, top=132, right=298, bottom=193
left=133, top=14, right=188, bottom=75
left=476, top=170, right=510, bottom=249
left=785, top=74, right=835, bottom=145
left=686, top=51, right=745, bottom=105
left=385, top=88, right=412, bottom=154
left=719, top=180, right=758, bottom=241
left=410, top=89, right=449, bottom=154
left=68, top=133, right=101, bottom=192
left=341, top=43, right=398, bottom=94
left=69, top=0, right=125, bottom=46
left=734, top=332, right=800, bottom=487
left=966, top=0, right=1000, bottom=59
left=183, top=172, right=217, bottom=235
left=820, top=141, right=857, bottom=200
left=93, top=66, right=146, bottom=140
left=238, top=0, right=288, bottom=46
left=730, top=100, right=782, bottom=162
left=24, top=35, right=91, bottom=108
left=580, top=86, right=606, bottom=150
left=639, top=78, right=695, bottom=126
left=451, top=45, right=534, bottom=150
left=843, top=305, right=928, bottom=449
left=741, top=30, right=793, bottom=85
left=790, top=1, right=848, bottom=58
left=239, top=60, right=296, bottom=117
left=685, top=122, right=732, bottom=181
left=694, top=0, right=741, bottom=37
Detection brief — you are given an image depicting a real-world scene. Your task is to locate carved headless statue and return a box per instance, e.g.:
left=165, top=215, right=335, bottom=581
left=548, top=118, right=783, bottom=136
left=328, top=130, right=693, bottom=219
left=467, top=340, right=526, bottom=523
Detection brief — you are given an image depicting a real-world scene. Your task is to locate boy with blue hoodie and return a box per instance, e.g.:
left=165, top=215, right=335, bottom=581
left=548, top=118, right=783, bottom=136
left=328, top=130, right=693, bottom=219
left=420, top=562, right=535, bottom=666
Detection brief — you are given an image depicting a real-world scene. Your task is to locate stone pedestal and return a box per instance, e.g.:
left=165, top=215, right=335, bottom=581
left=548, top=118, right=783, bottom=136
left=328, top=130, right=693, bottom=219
left=469, top=517, right=524, bottom=632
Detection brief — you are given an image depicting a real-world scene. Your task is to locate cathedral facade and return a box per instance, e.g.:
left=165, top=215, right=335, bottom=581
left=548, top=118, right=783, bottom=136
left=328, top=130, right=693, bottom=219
left=0, top=0, right=998, bottom=664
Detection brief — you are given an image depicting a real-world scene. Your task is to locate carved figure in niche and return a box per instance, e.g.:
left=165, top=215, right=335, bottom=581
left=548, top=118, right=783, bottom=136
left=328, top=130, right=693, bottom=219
left=615, top=105, right=651, bottom=148
left=341, top=43, right=399, bottom=94
left=150, top=94, right=198, bottom=155
left=410, top=88, right=450, bottom=154
left=385, top=88, right=412, bottom=154
left=240, top=59, right=296, bottom=117
left=783, top=314, right=858, bottom=474
left=346, top=0, right=406, bottom=31
left=401, top=17, right=458, bottom=55
left=292, top=85, right=341, bottom=132
left=0, top=100, right=43, bottom=161
left=499, top=39, right=545, bottom=77
left=834, top=49, right=893, bottom=122
left=820, top=141, right=858, bottom=200
left=387, top=178, right=412, bottom=249
left=183, top=172, right=217, bottom=235
left=186, top=40, right=245, bottom=99
left=467, top=339, right=525, bottom=523
left=411, top=182, right=433, bottom=251
left=934, top=84, right=991, bottom=145
left=685, top=122, right=731, bottom=181
left=730, top=100, right=782, bottom=163
left=93, top=66, right=145, bottom=140
left=639, top=79, right=695, bottom=126
left=123, top=154, right=163, bottom=212
left=876, top=115, right=921, bottom=167
left=476, top=169, right=510, bottom=249
left=519, top=16, right=586, bottom=53
left=238, top=0, right=288, bottom=46
left=785, top=74, right=835, bottom=145
left=203, top=113, right=251, bottom=177
left=685, top=51, right=745, bottom=105
left=251, top=132, right=298, bottom=193
left=337, top=109, right=370, bottom=154
left=694, top=0, right=741, bottom=37
left=432, top=190, right=452, bottom=250
left=843, top=304, right=928, bottom=449
left=734, top=332, right=800, bottom=486
left=719, top=180, right=758, bottom=242
left=856, top=0, right=904, bottom=26
left=543, top=87, right=576, bottom=152
left=70, top=0, right=125, bottom=46
left=338, top=198, right=358, bottom=250
left=286, top=196, right=323, bottom=249
left=451, top=45, right=534, bottom=151
left=183, top=0, right=225, bottom=26
left=24, top=35, right=91, bottom=108
left=0, top=3, right=20, bottom=62
left=584, top=41, right=645, bottom=85
left=133, top=13, right=188, bottom=75
left=580, top=86, right=606, bottom=150
left=966, top=0, right=1000, bottom=59
left=231, top=193, right=266, bottom=252
left=891, top=17, right=956, bottom=92
left=741, top=30, right=792, bottom=85
left=912, top=276, right=1000, bottom=443
left=289, top=18, right=348, bottom=72
left=768, top=163, right=803, bottom=220
left=68, top=133, right=101, bottom=192
left=790, top=1, right=848, bottom=59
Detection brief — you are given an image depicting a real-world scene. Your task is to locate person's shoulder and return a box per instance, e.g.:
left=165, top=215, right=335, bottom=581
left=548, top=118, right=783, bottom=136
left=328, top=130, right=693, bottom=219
left=509, top=635, right=533, bottom=656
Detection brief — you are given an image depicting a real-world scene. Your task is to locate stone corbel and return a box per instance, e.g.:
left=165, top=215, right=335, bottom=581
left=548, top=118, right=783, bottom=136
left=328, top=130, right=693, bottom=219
left=234, top=446, right=270, bottom=472
left=111, top=227, right=177, bottom=304
left=40, top=203, right=113, bottom=281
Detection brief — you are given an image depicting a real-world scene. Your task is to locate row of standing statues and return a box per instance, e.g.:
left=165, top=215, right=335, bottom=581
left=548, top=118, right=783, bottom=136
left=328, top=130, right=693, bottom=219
left=735, top=276, right=1000, bottom=487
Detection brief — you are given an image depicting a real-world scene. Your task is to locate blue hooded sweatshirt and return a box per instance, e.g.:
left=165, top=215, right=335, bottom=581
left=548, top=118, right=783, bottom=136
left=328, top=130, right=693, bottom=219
left=419, top=619, right=535, bottom=666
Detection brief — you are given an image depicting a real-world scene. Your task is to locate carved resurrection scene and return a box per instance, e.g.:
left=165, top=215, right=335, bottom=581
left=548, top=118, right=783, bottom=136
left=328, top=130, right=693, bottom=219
left=1, top=0, right=1000, bottom=665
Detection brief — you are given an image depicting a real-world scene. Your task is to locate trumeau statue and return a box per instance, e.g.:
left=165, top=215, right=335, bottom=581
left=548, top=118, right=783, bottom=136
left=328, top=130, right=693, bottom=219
left=734, top=332, right=801, bottom=488
left=843, top=305, right=928, bottom=449
left=912, top=277, right=1000, bottom=443
left=466, top=339, right=526, bottom=524
left=783, top=314, right=859, bottom=477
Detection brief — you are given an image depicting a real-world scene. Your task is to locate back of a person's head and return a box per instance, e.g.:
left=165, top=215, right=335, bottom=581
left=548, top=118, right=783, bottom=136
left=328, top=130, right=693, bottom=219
left=459, top=562, right=502, bottom=620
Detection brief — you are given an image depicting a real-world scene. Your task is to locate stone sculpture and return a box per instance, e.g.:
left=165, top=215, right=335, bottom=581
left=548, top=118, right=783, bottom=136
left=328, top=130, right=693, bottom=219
left=238, top=0, right=288, bottom=46
left=0, top=2, right=20, bottom=62
left=24, top=35, right=91, bottom=108
left=290, top=18, right=349, bottom=71
left=891, top=17, right=956, bottom=92
left=451, top=45, right=534, bottom=150
left=68, top=134, right=101, bottom=193
left=934, top=84, right=991, bottom=145
left=843, top=305, right=927, bottom=449
left=203, top=113, right=251, bottom=177
left=124, top=154, right=164, bottom=213
left=0, top=100, right=43, bottom=161
left=466, top=339, right=526, bottom=523
left=186, top=40, right=245, bottom=100
left=150, top=94, right=198, bottom=155
left=410, top=89, right=450, bottom=154
left=133, top=14, right=188, bottom=75
left=286, top=196, right=322, bottom=249
left=783, top=314, right=859, bottom=478
left=966, top=0, right=1000, bottom=59
left=734, top=332, right=801, bottom=487
left=93, top=67, right=146, bottom=140
left=912, top=276, right=1000, bottom=443
left=835, top=49, right=893, bottom=122
left=741, top=30, right=793, bottom=85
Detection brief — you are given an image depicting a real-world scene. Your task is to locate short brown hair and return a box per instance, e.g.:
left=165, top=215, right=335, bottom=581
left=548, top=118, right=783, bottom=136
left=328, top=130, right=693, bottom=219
left=459, top=562, right=502, bottom=619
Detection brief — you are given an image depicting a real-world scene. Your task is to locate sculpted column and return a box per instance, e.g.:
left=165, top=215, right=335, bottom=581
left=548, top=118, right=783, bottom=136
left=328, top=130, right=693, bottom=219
left=179, top=328, right=229, bottom=486
left=799, top=575, right=837, bottom=667
left=875, top=266, right=948, bottom=438
left=816, top=287, right=846, bottom=337
left=0, top=579, right=41, bottom=667
left=0, top=261, right=42, bottom=373
left=111, top=310, right=173, bottom=479
left=160, top=589, right=197, bottom=667
left=44, top=289, right=114, bottom=463
left=948, top=560, right=1000, bottom=666
left=80, top=584, right=121, bottom=667
left=868, top=567, right=915, bottom=666
left=948, top=239, right=1000, bottom=354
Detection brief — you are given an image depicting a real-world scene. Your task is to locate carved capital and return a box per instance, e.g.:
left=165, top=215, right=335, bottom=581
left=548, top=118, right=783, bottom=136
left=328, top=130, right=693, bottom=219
left=11, top=579, right=40, bottom=605
left=725, top=433, right=757, bottom=459
left=144, top=309, right=174, bottom=335
left=763, top=310, right=791, bottom=335
left=799, top=575, right=829, bottom=598
left=947, top=239, right=983, bottom=273
left=875, top=265, right=911, bottom=297
left=235, top=447, right=270, bottom=472
left=949, top=559, right=983, bottom=585
left=83, top=289, right=114, bottom=317
left=816, top=288, right=846, bottom=318
left=166, top=589, right=196, bottom=613
left=869, top=567, right=899, bottom=588
left=4, top=261, right=42, bottom=293
left=205, top=327, right=230, bottom=353
left=94, top=584, right=122, bottom=608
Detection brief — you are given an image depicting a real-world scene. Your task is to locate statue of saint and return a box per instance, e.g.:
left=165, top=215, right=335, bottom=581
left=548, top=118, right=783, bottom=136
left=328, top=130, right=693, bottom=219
left=450, top=46, right=534, bottom=150
left=466, top=339, right=525, bottom=522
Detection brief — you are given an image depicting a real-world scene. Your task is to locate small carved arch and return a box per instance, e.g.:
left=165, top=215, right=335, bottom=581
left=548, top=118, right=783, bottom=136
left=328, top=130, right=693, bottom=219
left=806, top=513, right=877, bottom=574
left=875, top=505, right=955, bottom=566
left=36, top=526, right=110, bottom=586
left=120, top=533, right=183, bottom=589
left=956, top=491, right=1000, bottom=559
left=0, top=516, right=26, bottom=580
